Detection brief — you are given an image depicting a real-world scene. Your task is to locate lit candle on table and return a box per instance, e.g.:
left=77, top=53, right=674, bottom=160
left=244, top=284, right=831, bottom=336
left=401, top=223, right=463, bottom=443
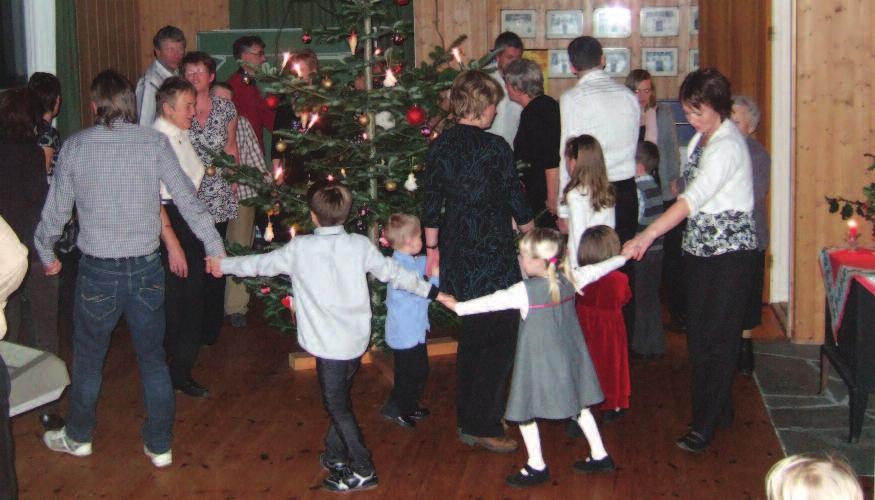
left=452, top=47, right=463, bottom=67
left=847, top=219, right=859, bottom=249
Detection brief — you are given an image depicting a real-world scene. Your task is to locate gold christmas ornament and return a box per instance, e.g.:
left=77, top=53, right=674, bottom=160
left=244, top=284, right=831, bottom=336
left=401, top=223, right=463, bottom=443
left=275, top=141, right=287, bottom=153
left=321, top=78, right=333, bottom=89
left=385, top=180, right=398, bottom=191
left=205, top=164, right=217, bottom=176
left=357, top=114, right=370, bottom=126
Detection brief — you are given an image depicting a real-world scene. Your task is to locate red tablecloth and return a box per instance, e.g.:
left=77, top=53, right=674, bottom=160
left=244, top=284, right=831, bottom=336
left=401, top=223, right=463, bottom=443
left=820, top=247, right=875, bottom=340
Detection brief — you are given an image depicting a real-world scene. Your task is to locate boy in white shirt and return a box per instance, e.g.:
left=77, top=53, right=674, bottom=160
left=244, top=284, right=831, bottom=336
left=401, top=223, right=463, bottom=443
left=209, top=180, right=450, bottom=493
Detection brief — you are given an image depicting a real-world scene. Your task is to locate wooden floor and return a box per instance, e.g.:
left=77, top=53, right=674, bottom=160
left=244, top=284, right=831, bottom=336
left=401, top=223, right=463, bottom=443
left=12, top=307, right=787, bottom=499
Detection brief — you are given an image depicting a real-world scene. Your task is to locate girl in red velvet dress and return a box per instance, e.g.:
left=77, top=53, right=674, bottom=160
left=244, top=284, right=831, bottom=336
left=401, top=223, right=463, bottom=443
left=575, top=226, right=632, bottom=421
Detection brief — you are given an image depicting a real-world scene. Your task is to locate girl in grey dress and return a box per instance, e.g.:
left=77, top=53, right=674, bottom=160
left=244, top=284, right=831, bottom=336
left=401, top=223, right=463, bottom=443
left=448, top=228, right=631, bottom=488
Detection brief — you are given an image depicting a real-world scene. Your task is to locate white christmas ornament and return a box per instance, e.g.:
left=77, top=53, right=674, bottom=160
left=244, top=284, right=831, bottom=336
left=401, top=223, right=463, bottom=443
left=404, top=172, right=418, bottom=191
left=375, top=111, right=395, bottom=130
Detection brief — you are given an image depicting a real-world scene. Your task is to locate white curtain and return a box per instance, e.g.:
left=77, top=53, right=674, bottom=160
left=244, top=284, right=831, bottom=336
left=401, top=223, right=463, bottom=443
left=24, top=0, right=57, bottom=75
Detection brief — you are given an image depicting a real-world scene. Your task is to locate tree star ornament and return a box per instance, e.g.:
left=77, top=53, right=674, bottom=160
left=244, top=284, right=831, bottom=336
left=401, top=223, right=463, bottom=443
left=404, top=172, right=418, bottom=191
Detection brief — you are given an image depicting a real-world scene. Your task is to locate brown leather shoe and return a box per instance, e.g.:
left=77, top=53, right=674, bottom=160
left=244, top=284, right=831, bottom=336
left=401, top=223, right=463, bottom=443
left=459, top=432, right=518, bottom=453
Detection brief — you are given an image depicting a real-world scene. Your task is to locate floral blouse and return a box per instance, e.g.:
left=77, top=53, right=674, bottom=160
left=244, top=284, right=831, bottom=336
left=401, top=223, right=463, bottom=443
left=190, top=95, right=238, bottom=223
left=37, top=120, right=61, bottom=178
left=682, top=145, right=757, bottom=257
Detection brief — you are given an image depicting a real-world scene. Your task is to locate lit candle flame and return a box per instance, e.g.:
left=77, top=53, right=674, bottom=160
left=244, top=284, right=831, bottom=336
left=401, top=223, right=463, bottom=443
left=327, top=174, right=335, bottom=182
left=293, top=62, right=302, bottom=78
left=273, top=165, right=283, bottom=181
left=280, top=52, right=291, bottom=73
left=264, top=221, right=275, bottom=242
left=452, top=47, right=462, bottom=65
left=303, top=113, right=320, bottom=133
left=848, top=219, right=859, bottom=238
left=290, top=226, right=297, bottom=238
left=341, top=168, right=347, bottom=178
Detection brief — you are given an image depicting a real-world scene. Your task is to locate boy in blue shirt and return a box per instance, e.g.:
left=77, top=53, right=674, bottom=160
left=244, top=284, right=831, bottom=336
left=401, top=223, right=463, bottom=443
left=381, top=213, right=438, bottom=428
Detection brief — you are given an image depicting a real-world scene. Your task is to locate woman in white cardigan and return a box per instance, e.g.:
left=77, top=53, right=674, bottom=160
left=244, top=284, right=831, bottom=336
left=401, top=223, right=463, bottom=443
left=624, top=68, right=757, bottom=454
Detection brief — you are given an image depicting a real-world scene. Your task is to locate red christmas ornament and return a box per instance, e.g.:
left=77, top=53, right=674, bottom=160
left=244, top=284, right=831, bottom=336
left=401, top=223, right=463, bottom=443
left=394, top=0, right=410, bottom=5
left=302, top=32, right=312, bottom=44
left=391, top=33, right=405, bottom=45
left=392, top=63, right=404, bottom=74
left=265, top=95, right=279, bottom=109
left=321, top=105, right=329, bottom=113
left=405, top=105, right=426, bottom=127
left=281, top=295, right=294, bottom=310
left=260, top=287, right=271, bottom=295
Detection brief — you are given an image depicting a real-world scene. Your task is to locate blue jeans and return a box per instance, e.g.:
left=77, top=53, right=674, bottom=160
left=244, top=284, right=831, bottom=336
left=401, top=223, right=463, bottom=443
left=65, top=252, right=175, bottom=453
left=317, top=357, right=373, bottom=473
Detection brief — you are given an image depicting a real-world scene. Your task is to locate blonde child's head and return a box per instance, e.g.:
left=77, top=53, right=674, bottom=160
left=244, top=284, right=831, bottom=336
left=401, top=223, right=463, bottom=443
left=563, top=134, right=615, bottom=211
left=765, top=454, right=863, bottom=500
left=577, top=225, right=621, bottom=267
left=307, top=179, right=352, bottom=227
left=385, top=213, right=422, bottom=254
left=519, top=228, right=567, bottom=304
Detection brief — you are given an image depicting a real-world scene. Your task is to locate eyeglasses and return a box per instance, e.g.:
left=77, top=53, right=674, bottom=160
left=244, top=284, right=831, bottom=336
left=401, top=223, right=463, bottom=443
left=184, top=68, right=208, bottom=77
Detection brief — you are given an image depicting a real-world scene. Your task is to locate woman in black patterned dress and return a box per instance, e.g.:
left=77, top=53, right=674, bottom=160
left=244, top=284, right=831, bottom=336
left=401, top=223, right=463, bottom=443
left=422, top=70, right=533, bottom=453
left=183, top=51, right=239, bottom=354
left=624, top=69, right=757, bottom=453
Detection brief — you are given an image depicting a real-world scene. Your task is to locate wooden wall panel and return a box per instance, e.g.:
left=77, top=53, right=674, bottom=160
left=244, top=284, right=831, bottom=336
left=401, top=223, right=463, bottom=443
left=135, top=0, right=230, bottom=73
left=75, top=0, right=143, bottom=127
left=415, top=0, right=698, bottom=101
left=792, top=0, right=875, bottom=343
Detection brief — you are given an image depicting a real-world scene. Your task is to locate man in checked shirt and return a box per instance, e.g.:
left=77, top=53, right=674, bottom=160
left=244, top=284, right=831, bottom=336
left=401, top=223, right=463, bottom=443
left=34, top=70, right=225, bottom=469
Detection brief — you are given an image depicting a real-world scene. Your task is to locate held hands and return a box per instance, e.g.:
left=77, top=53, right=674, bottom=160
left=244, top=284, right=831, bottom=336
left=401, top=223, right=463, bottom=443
left=44, top=260, right=62, bottom=276
left=205, top=255, right=224, bottom=278
left=425, top=247, right=440, bottom=277
left=622, top=232, right=655, bottom=261
left=436, top=292, right=457, bottom=312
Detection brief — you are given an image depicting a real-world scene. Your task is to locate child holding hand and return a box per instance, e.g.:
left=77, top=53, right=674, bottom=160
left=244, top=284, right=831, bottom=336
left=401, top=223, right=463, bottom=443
left=443, top=228, right=633, bottom=488
left=209, top=180, right=451, bottom=493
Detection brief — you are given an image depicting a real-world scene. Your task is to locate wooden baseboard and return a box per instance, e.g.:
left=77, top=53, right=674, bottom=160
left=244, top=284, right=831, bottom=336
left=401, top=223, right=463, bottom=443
left=289, top=337, right=458, bottom=370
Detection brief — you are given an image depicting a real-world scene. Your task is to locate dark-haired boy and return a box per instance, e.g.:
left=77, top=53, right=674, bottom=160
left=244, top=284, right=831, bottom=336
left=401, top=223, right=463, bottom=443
left=210, top=181, right=451, bottom=493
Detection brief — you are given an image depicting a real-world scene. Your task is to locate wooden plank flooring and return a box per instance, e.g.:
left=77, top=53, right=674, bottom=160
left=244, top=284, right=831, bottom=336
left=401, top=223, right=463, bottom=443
left=12, top=308, right=786, bottom=499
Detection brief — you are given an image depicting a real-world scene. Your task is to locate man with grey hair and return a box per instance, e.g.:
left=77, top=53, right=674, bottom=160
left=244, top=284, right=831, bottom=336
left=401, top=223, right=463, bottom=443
left=35, top=69, right=224, bottom=469
left=731, top=95, right=770, bottom=375
left=504, top=58, right=560, bottom=228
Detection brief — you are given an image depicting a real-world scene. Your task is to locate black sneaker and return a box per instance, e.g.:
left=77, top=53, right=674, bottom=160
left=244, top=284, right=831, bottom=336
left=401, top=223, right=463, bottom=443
left=319, top=452, right=346, bottom=472
left=380, top=404, right=415, bottom=428
left=506, top=464, right=550, bottom=488
left=322, top=466, right=379, bottom=493
left=676, top=431, right=709, bottom=453
left=410, top=407, right=431, bottom=420
left=573, top=455, right=616, bottom=474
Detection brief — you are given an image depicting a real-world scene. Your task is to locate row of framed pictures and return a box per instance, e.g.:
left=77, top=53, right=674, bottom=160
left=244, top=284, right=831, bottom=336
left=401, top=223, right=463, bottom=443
left=541, top=47, right=699, bottom=78
left=503, top=6, right=699, bottom=39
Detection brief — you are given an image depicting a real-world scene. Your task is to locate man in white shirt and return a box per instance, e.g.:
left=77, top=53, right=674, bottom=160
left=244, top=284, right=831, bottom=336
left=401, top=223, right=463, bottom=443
left=557, top=36, right=640, bottom=245
left=485, top=32, right=524, bottom=149
left=136, top=26, right=186, bottom=126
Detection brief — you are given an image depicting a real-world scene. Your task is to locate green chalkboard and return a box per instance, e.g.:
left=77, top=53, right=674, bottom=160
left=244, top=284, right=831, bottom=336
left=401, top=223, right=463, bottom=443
left=197, top=28, right=350, bottom=82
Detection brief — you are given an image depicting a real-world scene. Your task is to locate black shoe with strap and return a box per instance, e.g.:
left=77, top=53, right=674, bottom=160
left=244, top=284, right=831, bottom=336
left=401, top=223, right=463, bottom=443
left=573, top=455, right=616, bottom=473
left=506, top=465, right=550, bottom=488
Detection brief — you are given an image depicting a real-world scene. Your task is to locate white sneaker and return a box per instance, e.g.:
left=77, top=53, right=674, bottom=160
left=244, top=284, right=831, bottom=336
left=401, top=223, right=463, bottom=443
left=43, top=428, right=92, bottom=457
left=144, top=445, right=172, bottom=468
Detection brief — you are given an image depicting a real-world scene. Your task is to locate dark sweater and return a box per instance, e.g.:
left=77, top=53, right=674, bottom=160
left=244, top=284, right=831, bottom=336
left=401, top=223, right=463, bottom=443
left=0, top=143, right=48, bottom=255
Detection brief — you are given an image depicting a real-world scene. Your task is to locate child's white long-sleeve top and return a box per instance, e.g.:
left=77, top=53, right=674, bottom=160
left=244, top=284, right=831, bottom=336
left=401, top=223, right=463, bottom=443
left=220, top=225, right=439, bottom=360
left=565, top=188, right=616, bottom=267
left=455, top=256, right=626, bottom=318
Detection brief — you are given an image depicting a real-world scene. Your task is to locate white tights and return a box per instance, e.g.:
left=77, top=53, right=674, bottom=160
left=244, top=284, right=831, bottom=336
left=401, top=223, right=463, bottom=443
left=517, top=408, right=608, bottom=470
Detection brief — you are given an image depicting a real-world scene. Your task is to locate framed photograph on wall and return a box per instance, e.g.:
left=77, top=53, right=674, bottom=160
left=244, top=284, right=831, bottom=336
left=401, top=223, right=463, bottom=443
left=642, top=48, right=678, bottom=76
left=690, top=6, right=700, bottom=35
left=592, top=7, right=632, bottom=39
left=689, top=48, right=700, bottom=72
left=501, top=10, right=537, bottom=39
left=548, top=49, right=575, bottom=78
left=640, top=7, right=680, bottom=37
left=603, top=48, right=631, bottom=77
left=546, top=10, right=584, bottom=39
left=523, top=49, right=550, bottom=94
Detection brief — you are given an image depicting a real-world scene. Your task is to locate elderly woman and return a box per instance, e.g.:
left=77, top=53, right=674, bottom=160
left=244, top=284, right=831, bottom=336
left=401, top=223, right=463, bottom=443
left=182, top=51, right=239, bottom=347
left=423, top=70, right=534, bottom=453
left=153, top=77, right=210, bottom=398
left=731, top=95, right=771, bottom=375
left=624, top=69, right=757, bottom=453
left=625, top=69, right=686, bottom=332
left=505, top=58, right=560, bottom=228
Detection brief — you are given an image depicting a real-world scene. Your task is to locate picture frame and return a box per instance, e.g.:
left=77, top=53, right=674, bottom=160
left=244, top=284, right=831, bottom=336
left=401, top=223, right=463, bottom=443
left=689, top=48, right=699, bottom=72
left=501, top=10, right=537, bottom=39
left=642, top=48, right=678, bottom=76
left=545, top=10, right=585, bottom=39
left=548, top=49, right=575, bottom=78
left=522, top=49, right=550, bottom=93
left=592, top=7, right=632, bottom=39
left=690, top=6, right=700, bottom=35
left=603, top=48, right=631, bottom=77
left=640, top=7, right=680, bottom=37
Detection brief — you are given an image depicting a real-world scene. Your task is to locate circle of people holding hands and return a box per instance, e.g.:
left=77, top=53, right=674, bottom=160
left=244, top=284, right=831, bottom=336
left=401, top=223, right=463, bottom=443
left=2, top=25, right=779, bottom=495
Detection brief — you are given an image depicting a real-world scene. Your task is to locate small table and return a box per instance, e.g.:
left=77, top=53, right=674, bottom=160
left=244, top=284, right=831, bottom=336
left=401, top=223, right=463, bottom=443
left=818, top=247, right=875, bottom=443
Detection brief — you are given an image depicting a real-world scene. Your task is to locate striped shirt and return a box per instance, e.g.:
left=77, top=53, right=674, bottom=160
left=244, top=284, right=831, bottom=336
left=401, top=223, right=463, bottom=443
left=235, top=116, right=272, bottom=201
left=34, top=120, right=224, bottom=263
left=635, top=174, right=665, bottom=252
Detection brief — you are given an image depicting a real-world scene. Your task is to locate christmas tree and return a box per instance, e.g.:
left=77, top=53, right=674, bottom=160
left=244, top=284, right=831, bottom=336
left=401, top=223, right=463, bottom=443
left=218, top=0, right=487, bottom=343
